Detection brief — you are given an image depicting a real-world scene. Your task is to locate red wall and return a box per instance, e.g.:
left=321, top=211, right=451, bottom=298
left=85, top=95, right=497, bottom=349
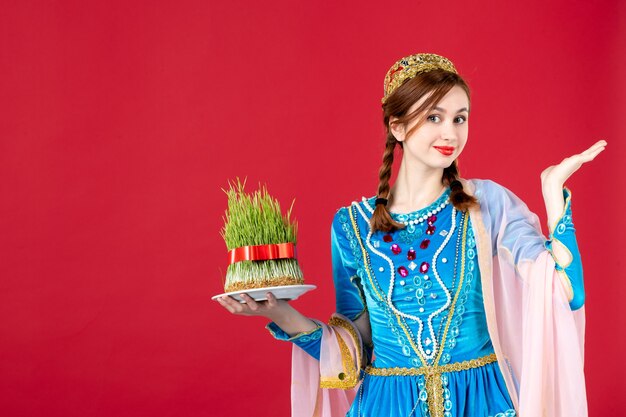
left=1, top=1, right=624, bottom=416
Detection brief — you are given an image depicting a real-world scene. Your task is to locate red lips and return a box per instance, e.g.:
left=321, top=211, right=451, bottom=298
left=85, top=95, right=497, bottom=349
left=433, top=146, right=455, bottom=156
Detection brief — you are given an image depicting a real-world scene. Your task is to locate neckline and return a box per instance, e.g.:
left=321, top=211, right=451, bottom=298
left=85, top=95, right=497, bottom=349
left=384, top=186, right=451, bottom=219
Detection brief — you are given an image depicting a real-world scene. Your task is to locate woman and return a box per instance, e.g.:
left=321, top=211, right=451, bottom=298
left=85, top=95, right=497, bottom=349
left=217, top=53, right=605, bottom=417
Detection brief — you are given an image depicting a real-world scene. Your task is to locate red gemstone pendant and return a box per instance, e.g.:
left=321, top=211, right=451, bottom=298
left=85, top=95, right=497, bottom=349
left=420, top=239, right=430, bottom=249
left=420, top=262, right=430, bottom=273
left=391, top=243, right=401, bottom=255
left=407, top=249, right=416, bottom=260
left=428, top=215, right=437, bottom=225
left=426, top=225, right=436, bottom=235
left=383, top=234, right=393, bottom=242
left=398, top=266, right=409, bottom=277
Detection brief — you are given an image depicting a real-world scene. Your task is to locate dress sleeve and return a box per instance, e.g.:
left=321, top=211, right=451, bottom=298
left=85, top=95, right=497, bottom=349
left=543, top=187, right=585, bottom=310
left=484, top=180, right=584, bottom=310
left=265, top=321, right=323, bottom=359
left=265, top=206, right=367, bottom=360
left=330, top=206, right=367, bottom=321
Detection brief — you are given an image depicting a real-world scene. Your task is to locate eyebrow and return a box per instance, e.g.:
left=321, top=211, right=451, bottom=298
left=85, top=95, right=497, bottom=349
left=433, top=106, right=469, bottom=113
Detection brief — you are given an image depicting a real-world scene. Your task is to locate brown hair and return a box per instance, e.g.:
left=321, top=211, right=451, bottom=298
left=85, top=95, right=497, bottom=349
left=370, top=69, right=479, bottom=234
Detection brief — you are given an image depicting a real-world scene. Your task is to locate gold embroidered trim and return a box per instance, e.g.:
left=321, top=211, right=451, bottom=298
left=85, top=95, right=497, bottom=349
left=329, top=316, right=362, bottom=369
left=319, top=331, right=359, bottom=389
left=365, top=353, right=497, bottom=417
left=364, top=352, right=497, bottom=376
left=347, top=206, right=428, bottom=367
left=434, top=212, right=468, bottom=365
left=347, top=207, right=385, bottom=302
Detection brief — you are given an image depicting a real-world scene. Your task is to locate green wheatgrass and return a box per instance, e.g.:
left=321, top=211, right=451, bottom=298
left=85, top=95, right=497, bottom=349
left=220, top=177, right=303, bottom=291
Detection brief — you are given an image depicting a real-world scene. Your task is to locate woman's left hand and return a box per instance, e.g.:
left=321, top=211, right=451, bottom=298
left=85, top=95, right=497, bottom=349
left=540, top=140, right=607, bottom=187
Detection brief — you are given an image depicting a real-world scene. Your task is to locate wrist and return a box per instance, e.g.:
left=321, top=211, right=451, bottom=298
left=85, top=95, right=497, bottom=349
left=265, top=300, right=294, bottom=322
left=541, top=177, right=563, bottom=194
left=267, top=304, right=318, bottom=337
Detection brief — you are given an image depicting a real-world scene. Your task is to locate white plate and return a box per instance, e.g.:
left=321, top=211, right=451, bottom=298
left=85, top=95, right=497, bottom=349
left=212, top=284, right=317, bottom=303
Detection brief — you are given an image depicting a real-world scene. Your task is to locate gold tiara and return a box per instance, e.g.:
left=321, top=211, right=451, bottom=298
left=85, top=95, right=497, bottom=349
left=381, top=53, right=458, bottom=104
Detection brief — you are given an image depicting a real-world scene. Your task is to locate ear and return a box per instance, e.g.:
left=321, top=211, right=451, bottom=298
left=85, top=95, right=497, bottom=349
left=389, top=116, right=406, bottom=142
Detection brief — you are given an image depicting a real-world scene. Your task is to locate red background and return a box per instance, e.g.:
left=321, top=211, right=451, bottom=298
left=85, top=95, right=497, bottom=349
left=1, top=1, right=624, bottom=416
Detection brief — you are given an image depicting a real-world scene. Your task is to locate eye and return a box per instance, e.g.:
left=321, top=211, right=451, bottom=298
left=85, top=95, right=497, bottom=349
left=454, top=116, right=467, bottom=124
left=427, top=115, right=441, bottom=123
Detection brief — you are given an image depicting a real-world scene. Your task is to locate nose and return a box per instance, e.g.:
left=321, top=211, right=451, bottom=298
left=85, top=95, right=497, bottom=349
left=440, top=120, right=457, bottom=142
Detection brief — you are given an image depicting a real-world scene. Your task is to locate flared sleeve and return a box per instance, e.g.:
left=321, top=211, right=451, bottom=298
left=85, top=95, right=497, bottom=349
left=469, top=179, right=587, bottom=417
left=481, top=180, right=585, bottom=310
left=266, top=206, right=368, bottom=416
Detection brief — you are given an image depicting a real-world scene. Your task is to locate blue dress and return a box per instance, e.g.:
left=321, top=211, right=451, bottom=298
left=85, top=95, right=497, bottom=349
left=267, top=182, right=583, bottom=417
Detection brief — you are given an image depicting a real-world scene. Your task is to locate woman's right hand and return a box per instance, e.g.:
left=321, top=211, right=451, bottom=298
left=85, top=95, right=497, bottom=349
left=216, top=292, right=319, bottom=336
left=216, top=292, right=289, bottom=320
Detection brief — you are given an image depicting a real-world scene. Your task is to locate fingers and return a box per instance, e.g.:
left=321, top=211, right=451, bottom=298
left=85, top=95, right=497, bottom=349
left=587, top=146, right=605, bottom=159
left=217, top=293, right=272, bottom=316
left=581, top=140, right=607, bottom=156
left=240, top=293, right=260, bottom=311
left=579, top=141, right=606, bottom=162
left=266, top=292, right=278, bottom=307
left=216, top=292, right=284, bottom=318
left=562, top=140, right=606, bottom=166
left=216, top=296, right=239, bottom=313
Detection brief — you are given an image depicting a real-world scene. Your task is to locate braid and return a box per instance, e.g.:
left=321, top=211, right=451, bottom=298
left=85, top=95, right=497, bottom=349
left=442, top=160, right=479, bottom=212
left=370, top=134, right=406, bottom=234
left=370, top=67, right=476, bottom=232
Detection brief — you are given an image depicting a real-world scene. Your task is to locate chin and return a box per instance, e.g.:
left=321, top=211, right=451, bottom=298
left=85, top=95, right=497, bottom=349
left=430, top=158, right=457, bottom=171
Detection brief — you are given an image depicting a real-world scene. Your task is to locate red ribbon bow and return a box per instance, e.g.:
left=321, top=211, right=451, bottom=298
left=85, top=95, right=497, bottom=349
left=227, top=242, right=297, bottom=265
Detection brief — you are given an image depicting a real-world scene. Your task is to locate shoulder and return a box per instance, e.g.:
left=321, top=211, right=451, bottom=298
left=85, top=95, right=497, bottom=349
left=465, top=178, right=537, bottom=229
left=332, top=195, right=376, bottom=232
left=333, top=195, right=377, bottom=219
left=464, top=178, right=506, bottom=194
left=463, top=178, right=519, bottom=203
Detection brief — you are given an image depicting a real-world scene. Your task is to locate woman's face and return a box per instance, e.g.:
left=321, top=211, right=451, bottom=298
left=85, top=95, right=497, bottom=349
left=391, top=84, right=470, bottom=171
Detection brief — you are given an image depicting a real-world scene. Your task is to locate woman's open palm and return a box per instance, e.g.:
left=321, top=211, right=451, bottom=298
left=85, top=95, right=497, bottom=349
left=541, top=140, right=607, bottom=186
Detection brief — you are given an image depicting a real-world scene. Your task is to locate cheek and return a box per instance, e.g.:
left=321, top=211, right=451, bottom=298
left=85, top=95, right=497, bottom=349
left=457, top=135, right=468, bottom=153
left=458, top=128, right=469, bottom=146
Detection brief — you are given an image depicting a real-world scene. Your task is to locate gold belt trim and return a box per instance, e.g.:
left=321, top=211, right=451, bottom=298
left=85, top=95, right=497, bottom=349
left=364, top=353, right=498, bottom=417
left=364, top=352, right=497, bottom=376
